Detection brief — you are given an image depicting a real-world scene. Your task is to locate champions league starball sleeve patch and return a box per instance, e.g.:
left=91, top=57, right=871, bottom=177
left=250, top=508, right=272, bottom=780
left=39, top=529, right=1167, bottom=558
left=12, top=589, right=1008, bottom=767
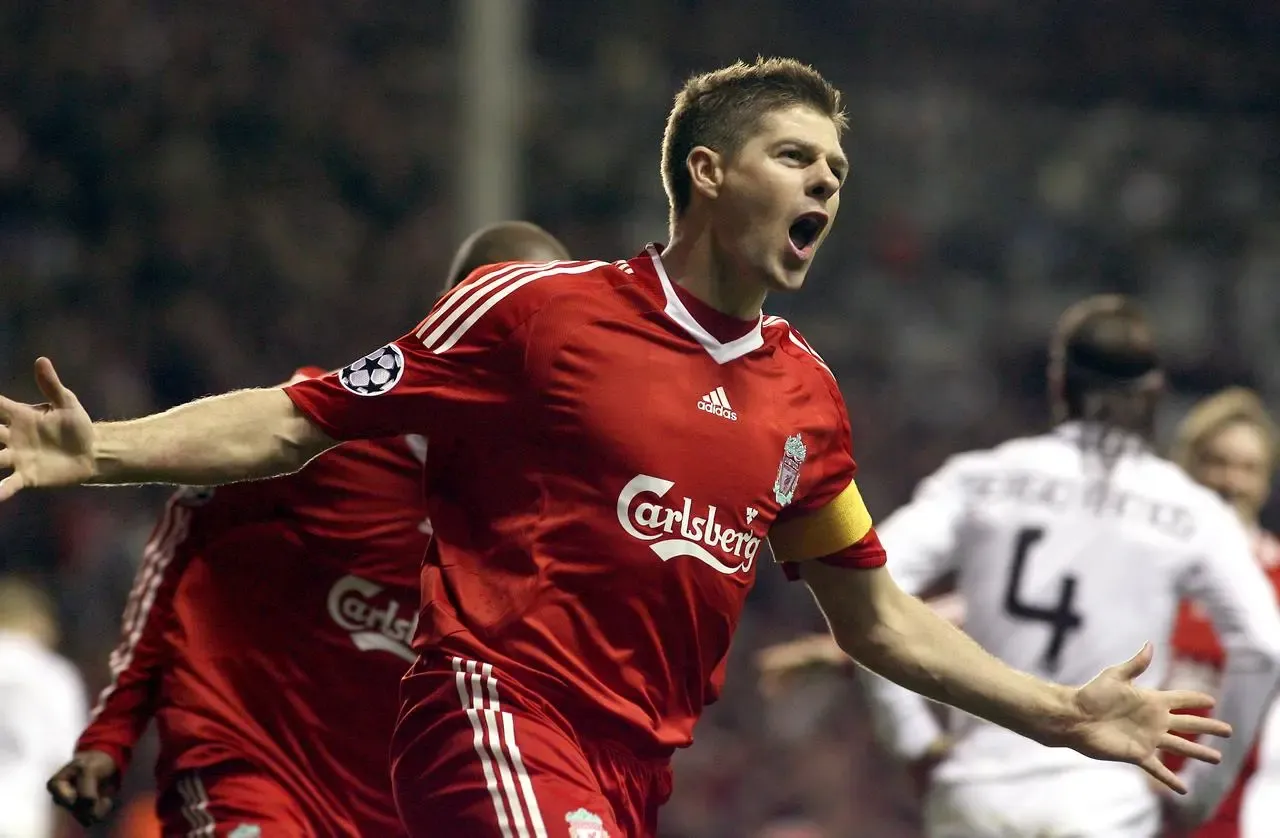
left=338, top=344, right=406, bottom=396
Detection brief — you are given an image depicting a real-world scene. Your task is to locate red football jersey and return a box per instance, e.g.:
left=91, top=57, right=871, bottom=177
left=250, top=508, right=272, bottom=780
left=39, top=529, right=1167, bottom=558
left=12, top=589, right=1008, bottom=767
left=1170, top=528, right=1280, bottom=836
left=78, top=395, right=430, bottom=836
left=285, top=247, right=885, bottom=756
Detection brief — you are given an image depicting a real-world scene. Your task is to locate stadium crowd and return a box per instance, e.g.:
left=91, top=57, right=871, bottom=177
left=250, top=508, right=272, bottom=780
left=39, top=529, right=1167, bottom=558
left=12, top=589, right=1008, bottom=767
left=2, top=1, right=1278, bottom=835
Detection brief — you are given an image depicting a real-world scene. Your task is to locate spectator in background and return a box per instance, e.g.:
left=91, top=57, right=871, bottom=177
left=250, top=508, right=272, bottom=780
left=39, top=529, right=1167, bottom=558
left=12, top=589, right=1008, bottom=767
left=0, top=576, right=86, bottom=838
left=1166, top=388, right=1280, bottom=838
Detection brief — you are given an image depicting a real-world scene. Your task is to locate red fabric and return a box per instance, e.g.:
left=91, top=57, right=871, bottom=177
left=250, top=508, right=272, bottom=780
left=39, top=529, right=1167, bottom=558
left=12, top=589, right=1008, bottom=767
left=390, top=654, right=672, bottom=838
left=670, top=281, right=759, bottom=343
left=286, top=249, right=862, bottom=758
left=76, top=497, right=193, bottom=774
left=780, top=527, right=888, bottom=581
left=156, top=765, right=314, bottom=837
left=76, top=408, right=429, bottom=836
left=1167, top=529, right=1280, bottom=835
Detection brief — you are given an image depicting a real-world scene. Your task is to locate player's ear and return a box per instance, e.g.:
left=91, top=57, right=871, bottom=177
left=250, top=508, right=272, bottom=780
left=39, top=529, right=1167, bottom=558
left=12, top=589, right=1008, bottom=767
left=687, top=146, right=724, bottom=202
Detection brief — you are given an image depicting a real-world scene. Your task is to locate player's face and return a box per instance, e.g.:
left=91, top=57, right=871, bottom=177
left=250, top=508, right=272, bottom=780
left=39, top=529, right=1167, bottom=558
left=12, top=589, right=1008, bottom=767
left=714, top=105, right=847, bottom=293
left=1195, top=421, right=1273, bottom=522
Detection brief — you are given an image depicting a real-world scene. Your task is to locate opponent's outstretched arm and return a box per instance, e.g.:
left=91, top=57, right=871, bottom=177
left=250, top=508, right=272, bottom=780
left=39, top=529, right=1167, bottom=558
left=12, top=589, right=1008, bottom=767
left=0, top=358, right=334, bottom=499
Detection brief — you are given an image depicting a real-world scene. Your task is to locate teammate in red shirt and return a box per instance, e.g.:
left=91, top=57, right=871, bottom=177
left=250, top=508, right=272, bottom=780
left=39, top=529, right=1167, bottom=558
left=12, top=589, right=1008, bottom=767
left=1164, top=388, right=1280, bottom=837
left=44, top=222, right=570, bottom=837
left=2, top=58, right=1234, bottom=838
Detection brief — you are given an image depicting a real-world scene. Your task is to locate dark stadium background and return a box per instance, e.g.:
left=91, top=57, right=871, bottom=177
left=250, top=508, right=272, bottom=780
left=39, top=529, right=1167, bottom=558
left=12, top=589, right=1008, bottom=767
left=2, top=1, right=1277, bottom=834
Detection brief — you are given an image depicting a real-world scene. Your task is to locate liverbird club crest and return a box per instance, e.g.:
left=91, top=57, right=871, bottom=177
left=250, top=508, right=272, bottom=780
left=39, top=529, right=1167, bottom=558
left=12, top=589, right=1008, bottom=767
left=565, top=808, right=609, bottom=838
left=773, top=433, right=807, bottom=506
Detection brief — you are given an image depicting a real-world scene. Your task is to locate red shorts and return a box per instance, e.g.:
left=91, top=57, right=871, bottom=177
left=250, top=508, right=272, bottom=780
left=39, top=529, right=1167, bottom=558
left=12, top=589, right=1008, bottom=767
left=157, top=763, right=314, bottom=838
left=391, top=654, right=673, bottom=838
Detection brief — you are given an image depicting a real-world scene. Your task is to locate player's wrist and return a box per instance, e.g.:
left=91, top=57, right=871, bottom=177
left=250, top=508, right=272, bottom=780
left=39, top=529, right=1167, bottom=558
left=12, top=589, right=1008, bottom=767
left=71, top=742, right=126, bottom=776
left=87, top=423, right=120, bottom=484
left=1032, top=682, right=1085, bottom=746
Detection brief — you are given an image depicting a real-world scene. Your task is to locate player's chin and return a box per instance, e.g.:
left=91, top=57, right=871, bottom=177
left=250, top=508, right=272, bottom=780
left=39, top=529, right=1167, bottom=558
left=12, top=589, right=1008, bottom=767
left=768, top=257, right=811, bottom=292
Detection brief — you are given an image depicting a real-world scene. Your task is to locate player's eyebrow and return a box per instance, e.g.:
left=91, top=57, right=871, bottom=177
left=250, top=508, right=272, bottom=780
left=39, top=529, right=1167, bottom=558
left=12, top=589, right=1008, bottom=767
left=781, top=138, right=849, bottom=180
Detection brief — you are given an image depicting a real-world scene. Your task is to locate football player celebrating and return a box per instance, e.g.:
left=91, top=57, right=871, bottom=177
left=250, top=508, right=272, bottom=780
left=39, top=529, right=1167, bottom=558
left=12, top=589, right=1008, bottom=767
left=3, top=60, right=1243, bottom=836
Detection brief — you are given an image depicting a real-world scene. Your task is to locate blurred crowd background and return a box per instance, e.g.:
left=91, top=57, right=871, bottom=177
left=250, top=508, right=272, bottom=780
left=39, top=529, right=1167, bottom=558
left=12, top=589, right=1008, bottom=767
left=2, top=1, right=1278, bottom=835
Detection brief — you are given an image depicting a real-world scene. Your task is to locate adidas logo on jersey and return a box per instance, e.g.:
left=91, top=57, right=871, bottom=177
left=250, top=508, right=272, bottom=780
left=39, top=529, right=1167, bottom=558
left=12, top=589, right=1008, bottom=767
left=697, top=386, right=737, bottom=421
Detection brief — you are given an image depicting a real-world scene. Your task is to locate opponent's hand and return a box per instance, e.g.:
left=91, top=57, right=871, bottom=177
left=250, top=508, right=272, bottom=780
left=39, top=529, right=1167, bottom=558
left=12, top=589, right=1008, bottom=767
left=0, top=357, right=96, bottom=501
left=1061, top=643, right=1230, bottom=794
left=756, top=633, right=849, bottom=696
left=907, top=734, right=952, bottom=797
left=47, top=750, right=121, bottom=826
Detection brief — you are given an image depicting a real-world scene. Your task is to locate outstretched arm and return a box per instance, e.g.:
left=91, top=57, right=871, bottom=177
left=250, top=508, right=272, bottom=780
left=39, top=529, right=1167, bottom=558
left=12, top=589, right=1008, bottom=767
left=0, top=358, right=333, bottom=499
left=801, top=560, right=1230, bottom=793
left=1169, top=507, right=1280, bottom=825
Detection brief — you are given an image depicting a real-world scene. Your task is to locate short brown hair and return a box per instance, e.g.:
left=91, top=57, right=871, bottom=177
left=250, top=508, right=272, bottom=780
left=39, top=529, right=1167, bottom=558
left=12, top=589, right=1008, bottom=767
left=661, top=57, right=846, bottom=218
left=1171, top=387, right=1278, bottom=471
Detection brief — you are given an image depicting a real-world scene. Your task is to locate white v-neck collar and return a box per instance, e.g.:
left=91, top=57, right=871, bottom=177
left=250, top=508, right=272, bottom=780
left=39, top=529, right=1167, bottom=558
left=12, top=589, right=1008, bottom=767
left=645, top=244, right=764, bottom=365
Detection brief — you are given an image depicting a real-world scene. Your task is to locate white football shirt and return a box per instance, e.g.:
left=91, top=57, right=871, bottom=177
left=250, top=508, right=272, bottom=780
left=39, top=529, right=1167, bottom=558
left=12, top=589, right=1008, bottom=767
left=0, top=630, right=87, bottom=838
left=862, top=423, right=1280, bottom=822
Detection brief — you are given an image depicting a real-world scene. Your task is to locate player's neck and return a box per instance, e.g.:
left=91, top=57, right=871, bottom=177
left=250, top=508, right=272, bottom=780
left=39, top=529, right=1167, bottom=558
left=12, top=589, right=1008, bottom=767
left=660, top=232, right=766, bottom=321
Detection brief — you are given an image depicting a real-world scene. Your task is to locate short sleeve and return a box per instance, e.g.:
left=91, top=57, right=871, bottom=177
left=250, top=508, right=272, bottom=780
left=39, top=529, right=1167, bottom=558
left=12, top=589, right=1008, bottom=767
left=874, top=456, right=972, bottom=595
left=768, top=379, right=883, bottom=572
left=1178, top=499, right=1280, bottom=658
left=284, top=262, right=558, bottom=441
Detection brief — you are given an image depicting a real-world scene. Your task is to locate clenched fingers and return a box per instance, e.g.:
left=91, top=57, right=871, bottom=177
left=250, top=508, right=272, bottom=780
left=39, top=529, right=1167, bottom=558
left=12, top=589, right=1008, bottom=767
left=46, top=765, right=79, bottom=809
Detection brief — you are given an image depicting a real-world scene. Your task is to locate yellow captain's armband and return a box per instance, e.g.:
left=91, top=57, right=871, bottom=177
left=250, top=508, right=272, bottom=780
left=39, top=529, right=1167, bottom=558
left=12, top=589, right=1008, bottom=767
left=768, top=480, right=873, bottom=563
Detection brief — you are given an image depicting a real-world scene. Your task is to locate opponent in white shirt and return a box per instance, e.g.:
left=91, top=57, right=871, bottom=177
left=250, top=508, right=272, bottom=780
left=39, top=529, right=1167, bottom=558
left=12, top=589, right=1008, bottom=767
left=0, top=577, right=87, bottom=838
left=760, top=295, right=1280, bottom=837
left=870, top=296, right=1280, bottom=837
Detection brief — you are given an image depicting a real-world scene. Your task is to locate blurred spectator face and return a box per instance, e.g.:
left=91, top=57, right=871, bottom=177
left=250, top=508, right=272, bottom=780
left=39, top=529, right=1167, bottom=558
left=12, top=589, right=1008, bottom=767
left=1193, top=420, right=1272, bottom=522
left=711, top=105, right=843, bottom=295
left=0, top=575, right=59, bottom=649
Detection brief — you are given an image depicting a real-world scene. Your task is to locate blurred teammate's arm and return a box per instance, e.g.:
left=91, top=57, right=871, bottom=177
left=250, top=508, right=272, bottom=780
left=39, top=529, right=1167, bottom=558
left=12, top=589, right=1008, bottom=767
left=1172, top=507, right=1280, bottom=824
left=51, top=493, right=208, bottom=825
left=74, top=498, right=195, bottom=770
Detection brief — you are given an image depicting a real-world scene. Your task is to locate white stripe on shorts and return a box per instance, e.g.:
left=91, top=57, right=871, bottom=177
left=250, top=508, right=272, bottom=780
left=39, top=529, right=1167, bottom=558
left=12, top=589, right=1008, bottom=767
left=452, top=656, right=548, bottom=838
left=177, top=772, right=216, bottom=837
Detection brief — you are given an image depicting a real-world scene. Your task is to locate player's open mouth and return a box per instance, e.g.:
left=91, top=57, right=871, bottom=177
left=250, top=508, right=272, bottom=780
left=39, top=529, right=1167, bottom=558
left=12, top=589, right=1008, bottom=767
left=787, top=212, right=829, bottom=260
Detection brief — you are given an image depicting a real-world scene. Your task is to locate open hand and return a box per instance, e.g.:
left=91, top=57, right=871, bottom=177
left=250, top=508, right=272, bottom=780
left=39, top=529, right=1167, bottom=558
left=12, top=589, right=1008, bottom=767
left=1062, top=643, right=1230, bottom=794
left=0, top=358, right=96, bottom=501
left=47, top=750, right=121, bottom=826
